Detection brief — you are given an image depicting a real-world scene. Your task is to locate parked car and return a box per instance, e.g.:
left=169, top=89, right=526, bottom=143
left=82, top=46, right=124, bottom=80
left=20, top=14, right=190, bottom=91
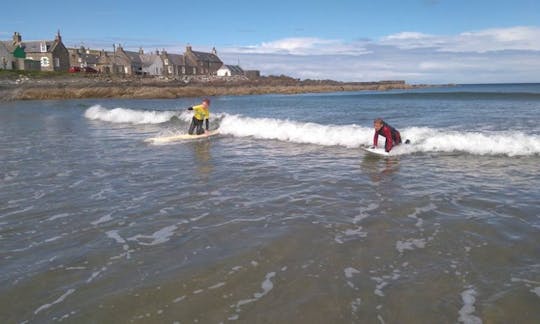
left=83, top=67, right=98, bottom=73
left=68, top=66, right=81, bottom=73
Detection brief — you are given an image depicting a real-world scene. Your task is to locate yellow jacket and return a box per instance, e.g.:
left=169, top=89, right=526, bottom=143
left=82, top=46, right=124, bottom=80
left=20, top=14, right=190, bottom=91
left=192, top=104, right=209, bottom=121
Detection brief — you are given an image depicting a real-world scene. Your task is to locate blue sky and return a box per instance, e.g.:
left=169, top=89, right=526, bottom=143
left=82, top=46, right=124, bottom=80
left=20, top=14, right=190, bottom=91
left=2, top=0, right=539, bottom=83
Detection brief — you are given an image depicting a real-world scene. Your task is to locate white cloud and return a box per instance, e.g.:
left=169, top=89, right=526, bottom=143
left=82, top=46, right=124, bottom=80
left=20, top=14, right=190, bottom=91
left=229, top=37, right=370, bottom=56
left=218, top=26, right=540, bottom=83
left=380, top=26, right=540, bottom=52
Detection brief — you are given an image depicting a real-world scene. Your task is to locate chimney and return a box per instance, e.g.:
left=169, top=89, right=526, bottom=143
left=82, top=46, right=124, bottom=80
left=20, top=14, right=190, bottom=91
left=139, top=47, right=144, bottom=55
left=212, top=47, right=217, bottom=55
left=186, top=44, right=192, bottom=52
left=55, top=30, right=62, bottom=43
left=12, top=32, right=22, bottom=45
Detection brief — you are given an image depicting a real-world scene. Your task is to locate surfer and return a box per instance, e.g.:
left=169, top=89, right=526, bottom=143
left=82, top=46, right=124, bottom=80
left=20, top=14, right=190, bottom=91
left=187, top=98, right=211, bottom=135
left=372, top=118, right=404, bottom=152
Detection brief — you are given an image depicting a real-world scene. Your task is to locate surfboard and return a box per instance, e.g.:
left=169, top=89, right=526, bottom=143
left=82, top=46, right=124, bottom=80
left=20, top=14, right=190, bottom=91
left=361, top=146, right=390, bottom=156
left=145, top=130, right=220, bottom=144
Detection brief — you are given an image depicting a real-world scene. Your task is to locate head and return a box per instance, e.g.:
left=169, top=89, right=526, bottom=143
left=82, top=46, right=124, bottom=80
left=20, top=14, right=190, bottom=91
left=373, top=118, right=384, bottom=131
left=202, top=98, right=211, bottom=107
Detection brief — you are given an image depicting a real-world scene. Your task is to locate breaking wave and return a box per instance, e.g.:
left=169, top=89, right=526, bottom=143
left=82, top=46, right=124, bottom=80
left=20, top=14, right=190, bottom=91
left=85, top=105, right=540, bottom=156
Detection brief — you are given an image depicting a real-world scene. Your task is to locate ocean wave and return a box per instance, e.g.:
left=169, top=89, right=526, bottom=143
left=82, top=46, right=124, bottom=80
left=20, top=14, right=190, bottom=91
left=84, top=104, right=179, bottom=124
left=84, top=106, right=540, bottom=156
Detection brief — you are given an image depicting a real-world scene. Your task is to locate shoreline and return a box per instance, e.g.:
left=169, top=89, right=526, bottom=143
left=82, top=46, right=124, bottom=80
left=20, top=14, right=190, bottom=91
left=0, top=74, right=435, bottom=101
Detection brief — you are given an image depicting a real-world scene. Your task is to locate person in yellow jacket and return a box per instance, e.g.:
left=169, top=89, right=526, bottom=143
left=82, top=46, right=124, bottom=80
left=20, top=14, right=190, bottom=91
left=187, top=98, right=211, bottom=135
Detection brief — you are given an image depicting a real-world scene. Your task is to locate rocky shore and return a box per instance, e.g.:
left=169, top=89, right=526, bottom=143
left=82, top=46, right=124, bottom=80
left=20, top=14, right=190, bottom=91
left=0, top=72, right=429, bottom=101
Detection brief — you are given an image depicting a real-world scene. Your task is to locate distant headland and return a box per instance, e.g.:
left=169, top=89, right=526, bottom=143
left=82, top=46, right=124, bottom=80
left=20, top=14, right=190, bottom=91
left=0, top=71, right=431, bottom=101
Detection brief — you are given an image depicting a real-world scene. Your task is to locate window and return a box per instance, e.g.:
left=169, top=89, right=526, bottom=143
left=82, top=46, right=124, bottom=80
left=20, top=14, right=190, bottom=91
left=168, top=66, right=172, bottom=74
left=41, top=57, right=50, bottom=67
left=40, top=42, right=47, bottom=53
left=193, top=67, right=197, bottom=74
left=164, top=59, right=169, bottom=65
left=181, top=66, right=185, bottom=74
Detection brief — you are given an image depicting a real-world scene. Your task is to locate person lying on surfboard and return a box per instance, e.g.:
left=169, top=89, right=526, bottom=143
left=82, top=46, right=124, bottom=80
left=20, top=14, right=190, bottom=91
left=372, top=118, right=407, bottom=152
left=187, top=98, right=211, bottom=135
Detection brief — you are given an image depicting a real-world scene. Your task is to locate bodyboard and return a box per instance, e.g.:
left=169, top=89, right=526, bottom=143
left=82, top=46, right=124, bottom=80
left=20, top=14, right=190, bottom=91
left=361, top=146, right=390, bottom=156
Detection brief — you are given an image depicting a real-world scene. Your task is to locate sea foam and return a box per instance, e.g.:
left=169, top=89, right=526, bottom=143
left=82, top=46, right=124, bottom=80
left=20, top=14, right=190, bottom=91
left=84, top=106, right=540, bottom=156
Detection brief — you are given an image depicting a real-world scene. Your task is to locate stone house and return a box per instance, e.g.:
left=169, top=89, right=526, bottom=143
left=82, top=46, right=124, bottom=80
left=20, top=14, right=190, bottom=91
left=68, top=46, right=100, bottom=70
left=183, top=46, right=222, bottom=75
left=0, top=41, right=15, bottom=70
left=160, top=50, right=186, bottom=77
left=15, top=31, right=70, bottom=72
left=140, top=50, right=164, bottom=76
left=217, top=65, right=244, bottom=77
left=111, top=45, right=143, bottom=75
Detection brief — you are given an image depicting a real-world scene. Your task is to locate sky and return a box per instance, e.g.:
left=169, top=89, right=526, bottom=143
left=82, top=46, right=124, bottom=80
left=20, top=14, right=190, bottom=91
left=1, top=0, right=539, bottom=83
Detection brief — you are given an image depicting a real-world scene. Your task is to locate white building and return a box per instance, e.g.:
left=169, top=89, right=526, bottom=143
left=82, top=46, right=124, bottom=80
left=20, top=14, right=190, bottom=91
left=217, top=64, right=244, bottom=77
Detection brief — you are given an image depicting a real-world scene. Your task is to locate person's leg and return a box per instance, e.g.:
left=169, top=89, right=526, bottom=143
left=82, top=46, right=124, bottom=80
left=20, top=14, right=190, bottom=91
left=188, top=117, right=197, bottom=134
left=196, top=119, right=204, bottom=135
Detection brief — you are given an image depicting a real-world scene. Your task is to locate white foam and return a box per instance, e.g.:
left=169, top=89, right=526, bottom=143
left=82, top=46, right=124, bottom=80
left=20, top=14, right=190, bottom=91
left=46, top=213, right=70, bottom=222
left=91, top=213, right=113, bottom=226
left=87, top=267, right=107, bottom=283
left=234, top=272, right=276, bottom=310
left=84, top=105, right=178, bottom=124
left=344, top=267, right=361, bottom=278
left=458, top=288, right=482, bottom=324
left=34, top=288, right=76, bottom=314
left=127, top=225, right=177, bottom=246
left=402, top=127, right=540, bottom=156
left=106, top=230, right=126, bottom=244
left=85, top=106, right=540, bottom=156
left=396, top=238, right=426, bottom=253
left=532, top=287, right=540, bottom=297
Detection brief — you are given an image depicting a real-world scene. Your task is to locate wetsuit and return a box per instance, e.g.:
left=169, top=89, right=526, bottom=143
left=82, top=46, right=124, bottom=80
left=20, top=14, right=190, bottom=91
left=187, top=104, right=209, bottom=135
left=374, top=122, right=402, bottom=152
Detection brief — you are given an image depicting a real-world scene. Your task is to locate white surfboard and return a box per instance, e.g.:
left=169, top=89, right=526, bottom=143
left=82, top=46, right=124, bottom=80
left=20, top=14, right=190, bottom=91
left=145, top=130, right=219, bottom=144
left=361, top=146, right=390, bottom=156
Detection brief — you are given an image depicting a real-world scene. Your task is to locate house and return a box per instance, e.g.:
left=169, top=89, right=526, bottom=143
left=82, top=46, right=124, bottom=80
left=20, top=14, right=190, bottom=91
left=0, top=41, right=15, bottom=70
left=68, top=46, right=100, bottom=70
left=111, top=45, right=144, bottom=75
left=1, top=33, right=41, bottom=71
left=217, top=65, right=244, bottom=77
left=159, top=50, right=185, bottom=77
left=15, top=31, right=70, bottom=72
left=183, top=46, right=222, bottom=75
left=140, top=50, right=164, bottom=76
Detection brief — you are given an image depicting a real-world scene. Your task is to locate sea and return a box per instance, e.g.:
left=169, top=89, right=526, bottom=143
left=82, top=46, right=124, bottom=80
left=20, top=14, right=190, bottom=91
left=1, top=83, right=539, bottom=323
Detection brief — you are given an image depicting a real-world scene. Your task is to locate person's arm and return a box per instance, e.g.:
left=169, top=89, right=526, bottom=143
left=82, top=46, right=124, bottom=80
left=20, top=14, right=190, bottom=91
left=383, top=127, right=393, bottom=152
left=205, top=118, right=209, bottom=131
left=373, top=131, right=379, bottom=148
left=187, top=106, right=193, bottom=110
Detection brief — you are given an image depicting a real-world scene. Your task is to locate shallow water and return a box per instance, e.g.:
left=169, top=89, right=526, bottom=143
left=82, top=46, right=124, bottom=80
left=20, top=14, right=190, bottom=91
left=1, top=84, right=540, bottom=323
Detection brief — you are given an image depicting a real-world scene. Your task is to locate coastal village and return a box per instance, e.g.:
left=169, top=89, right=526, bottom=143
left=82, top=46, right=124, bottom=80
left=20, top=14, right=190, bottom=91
left=0, top=31, right=260, bottom=79
left=0, top=30, right=414, bottom=100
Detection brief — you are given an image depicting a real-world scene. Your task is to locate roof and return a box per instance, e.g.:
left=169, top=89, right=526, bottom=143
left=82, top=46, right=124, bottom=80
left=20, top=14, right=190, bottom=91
left=140, top=53, right=161, bottom=67
left=0, top=41, right=12, bottom=53
left=167, top=53, right=184, bottom=66
left=22, top=41, right=56, bottom=53
left=122, top=50, right=142, bottom=64
left=221, top=65, right=244, bottom=74
left=192, top=51, right=222, bottom=63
